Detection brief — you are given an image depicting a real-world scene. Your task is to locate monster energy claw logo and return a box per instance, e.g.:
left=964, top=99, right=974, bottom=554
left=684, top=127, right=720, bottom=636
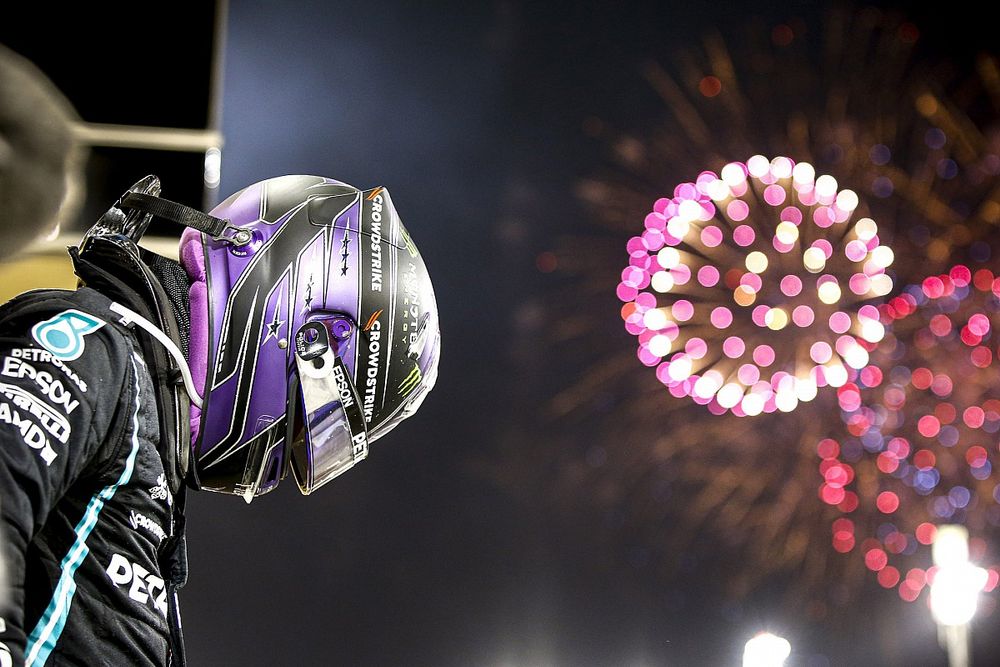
left=398, top=365, right=422, bottom=397
left=31, top=310, right=105, bottom=361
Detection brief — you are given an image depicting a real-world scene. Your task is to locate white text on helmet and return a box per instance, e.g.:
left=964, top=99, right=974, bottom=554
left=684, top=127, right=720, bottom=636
left=401, top=262, right=423, bottom=352
left=352, top=432, right=368, bottom=458
left=331, top=363, right=355, bottom=409
left=363, top=320, right=381, bottom=422
left=370, top=195, right=384, bottom=292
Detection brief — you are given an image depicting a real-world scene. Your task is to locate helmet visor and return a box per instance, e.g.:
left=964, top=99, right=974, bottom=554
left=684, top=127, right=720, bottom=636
left=288, top=321, right=369, bottom=494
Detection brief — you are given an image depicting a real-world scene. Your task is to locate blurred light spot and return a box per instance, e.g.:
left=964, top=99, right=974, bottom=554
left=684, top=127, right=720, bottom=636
left=937, top=158, right=958, bottom=180
left=898, top=22, right=920, bottom=43
left=772, top=23, right=794, bottom=46
left=925, top=128, right=947, bottom=149
left=877, top=491, right=900, bottom=513
left=536, top=251, right=558, bottom=273
left=878, top=566, right=901, bottom=588
left=803, top=247, right=826, bottom=272
left=699, top=75, right=722, bottom=97
left=204, top=147, right=222, bottom=189
left=869, top=144, right=891, bottom=165
left=746, top=251, right=768, bottom=273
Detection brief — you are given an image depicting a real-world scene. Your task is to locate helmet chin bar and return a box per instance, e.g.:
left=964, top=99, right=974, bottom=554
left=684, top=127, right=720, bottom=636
left=236, top=417, right=287, bottom=503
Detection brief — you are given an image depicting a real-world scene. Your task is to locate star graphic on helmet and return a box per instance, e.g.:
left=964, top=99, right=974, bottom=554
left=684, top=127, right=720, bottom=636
left=263, top=292, right=285, bottom=343
left=340, top=232, right=351, bottom=276
left=265, top=312, right=284, bottom=341
left=304, top=274, right=315, bottom=307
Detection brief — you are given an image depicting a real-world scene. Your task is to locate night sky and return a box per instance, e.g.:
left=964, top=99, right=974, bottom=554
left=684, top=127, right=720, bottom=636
left=5, top=1, right=1000, bottom=665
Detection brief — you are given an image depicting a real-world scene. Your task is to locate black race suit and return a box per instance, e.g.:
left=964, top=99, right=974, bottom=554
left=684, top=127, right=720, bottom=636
left=1, top=287, right=183, bottom=666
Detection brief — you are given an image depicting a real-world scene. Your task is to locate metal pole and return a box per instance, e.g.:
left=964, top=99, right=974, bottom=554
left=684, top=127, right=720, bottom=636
left=939, top=622, right=970, bottom=667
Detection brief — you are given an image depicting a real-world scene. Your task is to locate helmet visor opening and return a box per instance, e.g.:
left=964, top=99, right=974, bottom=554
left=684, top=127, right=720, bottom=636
left=288, top=322, right=369, bottom=494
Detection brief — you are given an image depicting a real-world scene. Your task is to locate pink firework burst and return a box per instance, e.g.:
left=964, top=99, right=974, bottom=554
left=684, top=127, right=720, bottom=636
left=821, top=266, right=1000, bottom=604
left=619, top=155, right=895, bottom=416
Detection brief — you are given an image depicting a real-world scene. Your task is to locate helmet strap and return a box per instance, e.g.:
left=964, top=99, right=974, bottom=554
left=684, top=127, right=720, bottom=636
left=120, top=191, right=254, bottom=247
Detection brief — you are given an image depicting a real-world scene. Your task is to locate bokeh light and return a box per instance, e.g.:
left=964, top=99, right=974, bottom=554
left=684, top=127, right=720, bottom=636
left=822, top=267, right=1000, bottom=602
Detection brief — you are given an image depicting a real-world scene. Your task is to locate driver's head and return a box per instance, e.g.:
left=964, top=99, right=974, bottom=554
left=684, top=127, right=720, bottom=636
left=179, top=175, right=440, bottom=500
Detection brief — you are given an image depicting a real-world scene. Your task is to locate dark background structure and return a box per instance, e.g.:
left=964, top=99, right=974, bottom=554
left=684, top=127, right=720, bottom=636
left=4, top=1, right=1000, bottom=665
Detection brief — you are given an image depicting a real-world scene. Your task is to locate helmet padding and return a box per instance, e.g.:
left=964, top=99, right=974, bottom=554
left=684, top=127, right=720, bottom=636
left=179, top=229, right=209, bottom=440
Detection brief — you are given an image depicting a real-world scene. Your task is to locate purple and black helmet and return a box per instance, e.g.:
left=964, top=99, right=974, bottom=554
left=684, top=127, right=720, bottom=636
left=179, top=175, right=440, bottom=499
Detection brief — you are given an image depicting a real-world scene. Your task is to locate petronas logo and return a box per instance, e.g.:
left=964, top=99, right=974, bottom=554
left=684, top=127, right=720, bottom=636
left=31, top=310, right=105, bottom=361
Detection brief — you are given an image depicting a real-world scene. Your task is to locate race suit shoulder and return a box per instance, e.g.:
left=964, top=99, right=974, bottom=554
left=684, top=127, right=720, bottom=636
left=1, top=287, right=174, bottom=666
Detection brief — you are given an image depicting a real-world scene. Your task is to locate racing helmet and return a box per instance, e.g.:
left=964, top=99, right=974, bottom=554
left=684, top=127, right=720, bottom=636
left=179, top=175, right=440, bottom=499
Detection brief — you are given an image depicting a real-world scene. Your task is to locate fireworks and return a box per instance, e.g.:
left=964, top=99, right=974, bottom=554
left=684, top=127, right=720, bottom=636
left=582, top=7, right=1000, bottom=279
left=492, top=6, right=1000, bottom=609
left=822, top=267, right=1000, bottom=603
left=620, top=155, right=893, bottom=416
